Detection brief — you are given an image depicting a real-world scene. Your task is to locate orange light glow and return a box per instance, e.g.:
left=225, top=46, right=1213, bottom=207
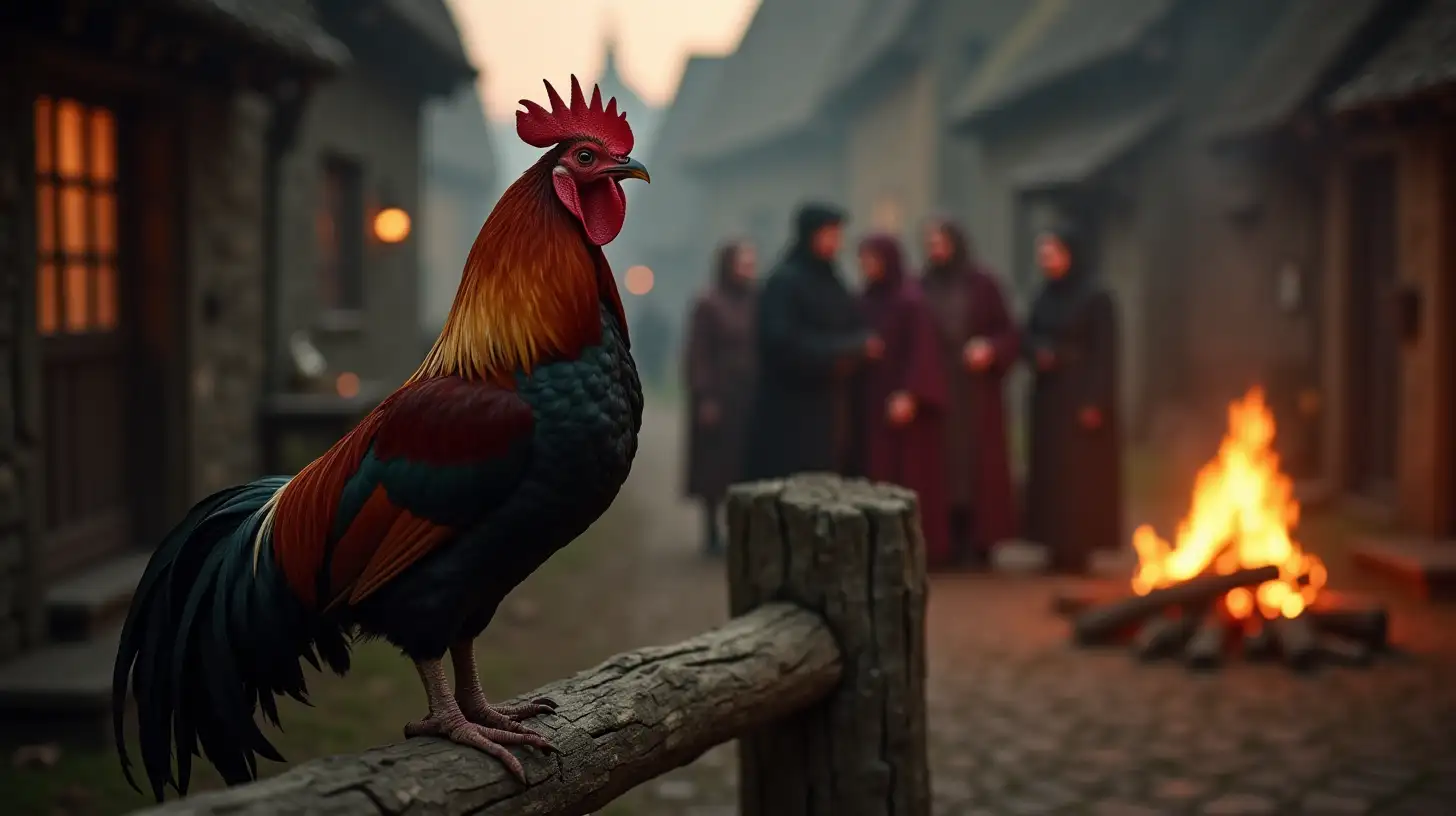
left=373, top=207, right=411, bottom=244
left=624, top=265, right=654, bottom=296
left=1130, top=387, right=1326, bottom=620
left=336, top=372, right=361, bottom=398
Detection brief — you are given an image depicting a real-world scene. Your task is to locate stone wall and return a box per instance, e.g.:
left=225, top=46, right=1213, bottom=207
left=699, top=135, right=847, bottom=266
left=845, top=65, right=939, bottom=254
left=0, top=71, right=43, bottom=658
left=186, top=92, right=270, bottom=500
left=275, top=62, right=425, bottom=392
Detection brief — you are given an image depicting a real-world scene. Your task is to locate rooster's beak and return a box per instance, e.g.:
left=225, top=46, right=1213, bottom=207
left=605, top=157, right=650, bottom=184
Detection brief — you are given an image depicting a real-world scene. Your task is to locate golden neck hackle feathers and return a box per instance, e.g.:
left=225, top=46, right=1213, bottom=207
left=410, top=158, right=602, bottom=385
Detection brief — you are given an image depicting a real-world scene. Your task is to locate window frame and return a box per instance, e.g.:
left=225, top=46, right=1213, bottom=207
left=317, top=154, right=367, bottom=316
left=33, top=94, right=121, bottom=338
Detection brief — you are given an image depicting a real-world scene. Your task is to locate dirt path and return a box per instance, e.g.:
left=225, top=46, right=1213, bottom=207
left=597, top=400, right=737, bottom=816
left=17, top=400, right=1453, bottom=816
left=585, top=405, right=1456, bottom=816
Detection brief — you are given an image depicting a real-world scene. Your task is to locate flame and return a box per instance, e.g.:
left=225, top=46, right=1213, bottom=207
left=1130, top=387, right=1326, bottom=619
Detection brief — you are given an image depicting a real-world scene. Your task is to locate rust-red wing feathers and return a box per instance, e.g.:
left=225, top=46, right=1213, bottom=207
left=271, top=377, right=535, bottom=609
left=369, top=376, right=535, bottom=465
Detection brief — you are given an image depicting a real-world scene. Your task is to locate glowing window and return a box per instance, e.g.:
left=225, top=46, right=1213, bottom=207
left=34, top=96, right=119, bottom=335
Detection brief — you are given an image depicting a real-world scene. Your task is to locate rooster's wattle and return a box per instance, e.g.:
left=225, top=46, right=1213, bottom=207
left=112, top=76, right=649, bottom=799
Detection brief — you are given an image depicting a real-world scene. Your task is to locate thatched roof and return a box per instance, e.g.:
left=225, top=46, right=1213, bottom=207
left=679, top=0, right=873, bottom=162
left=1009, top=98, right=1175, bottom=192
left=381, top=0, right=473, bottom=77
left=950, top=0, right=1172, bottom=124
left=163, top=0, right=349, bottom=69
left=426, top=85, right=495, bottom=186
left=1330, top=0, right=1456, bottom=111
left=1201, top=0, right=1386, bottom=142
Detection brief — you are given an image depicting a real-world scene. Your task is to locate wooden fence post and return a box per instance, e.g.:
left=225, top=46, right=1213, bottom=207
left=726, top=473, right=930, bottom=816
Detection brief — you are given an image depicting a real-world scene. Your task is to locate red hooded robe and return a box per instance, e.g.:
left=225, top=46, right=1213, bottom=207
left=857, top=234, right=953, bottom=566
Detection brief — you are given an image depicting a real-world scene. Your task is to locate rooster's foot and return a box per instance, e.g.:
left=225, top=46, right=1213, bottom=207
left=411, top=656, right=558, bottom=784
left=460, top=693, right=558, bottom=727
left=405, top=711, right=558, bottom=784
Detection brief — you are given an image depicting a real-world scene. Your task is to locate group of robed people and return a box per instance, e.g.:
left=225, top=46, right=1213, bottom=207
left=682, top=203, right=1123, bottom=574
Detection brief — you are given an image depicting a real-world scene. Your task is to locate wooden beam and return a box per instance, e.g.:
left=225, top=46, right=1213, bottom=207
left=128, top=603, right=842, bottom=816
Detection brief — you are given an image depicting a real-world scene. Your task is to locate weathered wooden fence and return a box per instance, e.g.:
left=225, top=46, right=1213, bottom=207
left=129, top=474, right=930, bottom=816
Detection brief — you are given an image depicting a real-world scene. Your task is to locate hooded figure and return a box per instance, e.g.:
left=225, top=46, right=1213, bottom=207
left=856, top=234, right=953, bottom=565
left=683, top=241, right=758, bottom=553
left=920, top=218, right=1020, bottom=567
left=741, top=204, right=872, bottom=480
left=1023, top=215, right=1123, bottom=573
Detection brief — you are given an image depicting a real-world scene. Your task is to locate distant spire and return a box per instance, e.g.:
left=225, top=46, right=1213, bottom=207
left=601, top=7, right=620, bottom=78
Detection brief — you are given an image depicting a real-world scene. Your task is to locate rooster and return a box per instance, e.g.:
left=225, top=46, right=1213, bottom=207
left=112, top=76, right=649, bottom=800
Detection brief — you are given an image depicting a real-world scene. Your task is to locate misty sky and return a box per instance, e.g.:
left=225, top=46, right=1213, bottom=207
left=446, top=0, right=761, bottom=119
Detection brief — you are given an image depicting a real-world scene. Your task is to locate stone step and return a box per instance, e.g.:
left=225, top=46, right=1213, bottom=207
left=1352, top=536, right=1456, bottom=602
left=0, top=624, right=120, bottom=748
left=46, top=550, right=150, bottom=642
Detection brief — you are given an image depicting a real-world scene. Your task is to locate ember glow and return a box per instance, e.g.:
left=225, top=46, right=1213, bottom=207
left=1130, top=387, right=1327, bottom=619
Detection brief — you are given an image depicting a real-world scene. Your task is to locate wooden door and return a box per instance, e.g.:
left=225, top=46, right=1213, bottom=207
left=1344, top=154, right=1401, bottom=500
left=1446, top=134, right=1456, bottom=536
left=33, top=94, right=129, bottom=581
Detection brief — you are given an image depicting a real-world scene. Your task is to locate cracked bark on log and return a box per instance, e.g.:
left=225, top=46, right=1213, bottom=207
left=1072, top=566, right=1280, bottom=645
left=727, top=474, right=931, bottom=816
left=127, top=603, right=840, bottom=816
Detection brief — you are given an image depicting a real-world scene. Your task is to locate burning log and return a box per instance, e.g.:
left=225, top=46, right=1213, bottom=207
left=1317, top=633, right=1373, bottom=667
left=1184, top=614, right=1231, bottom=670
left=1267, top=614, right=1320, bottom=671
left=1243, top=621, right=1276, bottom=661
left=1073, top=565, right=1279, bottom=646
left=1305, top=599, right=1388, bottom=652
left=1050, top=585, right=1120, bottom=618
left=1131, top=613, right=1197, bottom=660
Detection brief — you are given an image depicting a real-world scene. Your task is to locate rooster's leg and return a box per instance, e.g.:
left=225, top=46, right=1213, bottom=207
left=404, top=658, right=556, bottom=784
left=451, top=640, right=558, bottom=723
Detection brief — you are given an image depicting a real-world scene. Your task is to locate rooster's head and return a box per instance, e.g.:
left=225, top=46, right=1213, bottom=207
left=516, top=75, right=650, bottom=247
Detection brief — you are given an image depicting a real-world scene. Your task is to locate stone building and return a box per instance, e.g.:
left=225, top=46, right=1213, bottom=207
left=422, top=84, right=497, bottom=347
left=947, top=0, right=1328, bottom=441
left=0, top=0, right=476, bottom=741
left=820, top=0, right=1026, bottom=257
left=683, top=0, right=873, bottom=263
left=1318, top=0, right=1456, bottom=539
left=267, top=0, right=475, bottom=436
left=630, top=55, right=726, bottom=340
left=0, top=0, right=345, bottom=735
left=1199, top=0, right=1412, bottom=482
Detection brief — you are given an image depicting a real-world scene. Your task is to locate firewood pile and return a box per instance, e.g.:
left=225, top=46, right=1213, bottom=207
left=1055, top=567, right=1390, bottom=672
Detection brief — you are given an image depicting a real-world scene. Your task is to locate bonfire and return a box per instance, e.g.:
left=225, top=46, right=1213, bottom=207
left=1060, top=388, right=1389, bottom=672
left=1130, top=387, right=1327, bottom=620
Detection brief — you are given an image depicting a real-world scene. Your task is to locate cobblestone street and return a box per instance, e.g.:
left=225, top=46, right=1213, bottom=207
left=606, top=402, right=1456, bottom=816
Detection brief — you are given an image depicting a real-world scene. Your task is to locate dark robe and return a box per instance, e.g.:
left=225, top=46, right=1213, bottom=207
left=1023, top=232, right=1123, bottom=573
left=857, top=235, right=952, bottom=566
left=683, top=272, right=757, bottom=502
left=742, top=205, right=869, bottom=480
left=920, top=223, right=1020, bottom=559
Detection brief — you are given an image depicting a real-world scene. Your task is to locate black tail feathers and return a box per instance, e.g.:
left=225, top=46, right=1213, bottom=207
left=112, top=477, right=352, bottom=801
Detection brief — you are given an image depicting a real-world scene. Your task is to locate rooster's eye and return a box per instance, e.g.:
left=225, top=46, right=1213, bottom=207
left=575, top=149, right=595, bottom=166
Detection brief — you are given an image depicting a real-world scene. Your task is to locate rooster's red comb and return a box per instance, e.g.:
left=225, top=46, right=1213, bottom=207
left=516, top=75, right=634, bottom=156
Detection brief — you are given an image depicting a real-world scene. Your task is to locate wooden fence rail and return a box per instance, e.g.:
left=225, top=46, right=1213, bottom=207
left=129, top=474, right=930, bottom=816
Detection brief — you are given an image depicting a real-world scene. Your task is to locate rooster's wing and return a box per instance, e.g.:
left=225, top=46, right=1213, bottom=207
left=271, top=376, right=534, bottom=608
